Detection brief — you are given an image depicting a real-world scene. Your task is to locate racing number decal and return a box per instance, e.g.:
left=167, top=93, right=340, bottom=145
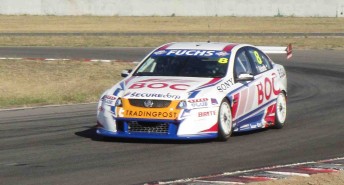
left=218, top=58, right=228, bottom=64
left=253, top=51, right=263, bottom=64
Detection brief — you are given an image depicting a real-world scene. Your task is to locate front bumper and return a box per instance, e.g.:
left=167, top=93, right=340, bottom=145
left=97, top=101, right=220, bottom=140
left=96, top=127, right=218, bottom=140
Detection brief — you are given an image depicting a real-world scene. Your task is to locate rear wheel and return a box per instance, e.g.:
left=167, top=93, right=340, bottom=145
left=218, top=99, right=233, bottom=141
left=274, top=92, right=287, bottom=129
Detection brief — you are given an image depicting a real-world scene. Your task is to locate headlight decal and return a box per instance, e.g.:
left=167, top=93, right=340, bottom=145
left=177, top=100, right=187, bottom=109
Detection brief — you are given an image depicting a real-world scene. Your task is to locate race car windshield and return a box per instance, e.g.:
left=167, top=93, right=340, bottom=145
left=133, top=51, right=230, bottom=78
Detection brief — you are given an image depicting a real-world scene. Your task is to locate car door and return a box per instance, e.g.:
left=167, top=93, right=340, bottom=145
left=247, top=47, right=280, bottom=105
left=230, top=47, right=281, bottom=131
left=229, top=47, right=255, bottom=130
left=245, top=47, right=281, bottom=126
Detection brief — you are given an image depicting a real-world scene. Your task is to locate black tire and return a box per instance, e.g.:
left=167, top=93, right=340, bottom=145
left=217, top=99, right=233, bottom=141
left=273, top=92, right=287, bottom=129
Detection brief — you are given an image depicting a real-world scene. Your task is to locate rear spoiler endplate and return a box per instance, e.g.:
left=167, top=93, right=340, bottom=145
left=257, top=43, right=293, bottom=60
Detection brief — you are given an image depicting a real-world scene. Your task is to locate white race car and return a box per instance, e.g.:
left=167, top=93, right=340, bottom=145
left=97, top=42, right=290, bottom=141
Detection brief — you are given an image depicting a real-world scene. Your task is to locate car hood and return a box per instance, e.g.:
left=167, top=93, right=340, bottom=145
left=118, top=76, right=223, bottom=100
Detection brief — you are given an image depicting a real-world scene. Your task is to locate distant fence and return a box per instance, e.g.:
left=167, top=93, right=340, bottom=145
left=0, top=0, right=343, bottom=17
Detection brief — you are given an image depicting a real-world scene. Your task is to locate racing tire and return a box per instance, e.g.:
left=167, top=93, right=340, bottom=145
left=273, top=92, right=287, bottom=129
left=217, top=99, right=233, bottom=141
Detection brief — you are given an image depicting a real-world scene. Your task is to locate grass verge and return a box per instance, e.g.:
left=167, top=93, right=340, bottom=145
left=0, top=60, right=135, bottom=108
left=0, top=35, right=344, bottom=49
left=1, top=16, right=343, bottom=33
left=0, top=16, right=344, bottom=49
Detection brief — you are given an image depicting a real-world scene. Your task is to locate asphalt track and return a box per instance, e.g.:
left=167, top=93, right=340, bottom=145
left=0, top=47, right=344, bottom=185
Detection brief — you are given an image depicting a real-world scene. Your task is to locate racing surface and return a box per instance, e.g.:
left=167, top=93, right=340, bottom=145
left=1, top=48, right=344, bottom=185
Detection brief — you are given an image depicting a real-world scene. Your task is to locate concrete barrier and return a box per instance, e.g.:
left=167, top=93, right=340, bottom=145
left=0, top=0, right=343, bottom=17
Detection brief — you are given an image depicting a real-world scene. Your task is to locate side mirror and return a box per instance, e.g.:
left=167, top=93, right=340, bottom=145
left=236, top=73, right=254, bottom=81
left=121, top=69, right=132, bottom=77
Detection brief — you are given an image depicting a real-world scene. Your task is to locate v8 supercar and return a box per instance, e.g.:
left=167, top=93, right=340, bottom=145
left=97, top=42, right=291, bottom=141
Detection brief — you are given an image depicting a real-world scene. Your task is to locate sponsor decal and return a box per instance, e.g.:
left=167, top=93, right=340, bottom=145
left=215, top=51, right=230, bottom=57
left=102, top=95, right=117, bottom=100
left=125, top=92, right=181, bottom=100
left=277, top=68, right=286, bottom=78
left=143, top=100, right=154, bottom=108
left=152, top=50, right=217, bottom=57
left=104, top=99, right=114, bottom=105
left=188, top=98, right=208, bottom=108
left=166, top=50, right=215, bottom=56
left=137, top=78, right=196, bottom=83
left=256, top=73, right=280, bottom=105
left=211, top=98, right=218, bottom=105
left=124, top=110, right=177, bottom=119
left=153, top=50, right=167, bottom=55
left=217, top=78, right=234, bottom=92
left=249, top=122, right=265, bottom=129
left=191, top=101, right=208, bottom=108
left=129, top=82, right=189, bottom=91
left=198, top=110, right=216, bottom=117
left=188, top=98, right=208, bottom=103
left=240, top=124, right=250, bottom=130
left=117, top=99, right=181, bottom=119
left=102, top=95, right=117, bottom=105
left=257, top=65, right=267, bottom=72
left=128, top=79, right=192, bottom=91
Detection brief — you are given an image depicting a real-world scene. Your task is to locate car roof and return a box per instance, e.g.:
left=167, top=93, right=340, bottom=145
left=162, top=42, right=240, bottom=52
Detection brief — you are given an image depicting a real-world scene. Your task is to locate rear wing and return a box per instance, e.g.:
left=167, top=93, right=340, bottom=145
left=257, top=43, right=293, bottom=60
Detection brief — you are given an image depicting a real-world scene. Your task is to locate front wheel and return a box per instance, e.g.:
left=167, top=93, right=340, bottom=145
left=274, top=92, right=287, bottom=129
left=218, top=99, right=233, bottom=141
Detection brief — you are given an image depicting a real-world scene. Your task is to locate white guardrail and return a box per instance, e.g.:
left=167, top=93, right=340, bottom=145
left=0, top=0, right=343, bottom=17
